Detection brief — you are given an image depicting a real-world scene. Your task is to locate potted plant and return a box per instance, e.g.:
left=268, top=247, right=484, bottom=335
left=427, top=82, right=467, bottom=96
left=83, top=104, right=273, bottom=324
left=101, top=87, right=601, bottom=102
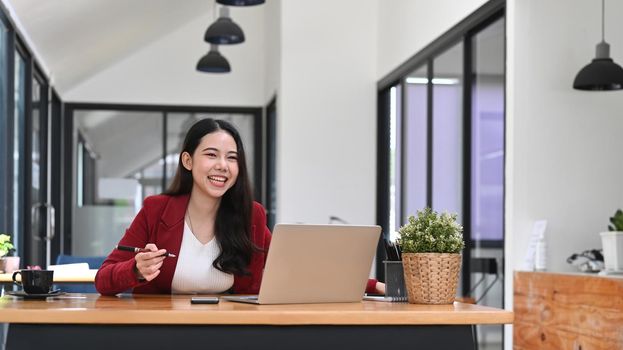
left=397, top=208, right=465, bottom=304
left=600, top=209, right=623, bottom=273
left=0, top=234, right=20, bottom=273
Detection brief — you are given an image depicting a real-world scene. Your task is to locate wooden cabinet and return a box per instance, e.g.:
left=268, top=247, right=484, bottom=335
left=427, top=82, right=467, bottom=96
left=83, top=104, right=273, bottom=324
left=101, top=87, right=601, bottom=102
left=514, top=271, right=623, bottom=350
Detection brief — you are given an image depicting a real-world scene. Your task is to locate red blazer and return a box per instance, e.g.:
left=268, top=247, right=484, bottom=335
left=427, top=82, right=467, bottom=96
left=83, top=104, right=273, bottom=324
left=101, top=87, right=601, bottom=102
left=95, top=194, right=379, bottom=295
left=95, top=194, right=271, bottom=295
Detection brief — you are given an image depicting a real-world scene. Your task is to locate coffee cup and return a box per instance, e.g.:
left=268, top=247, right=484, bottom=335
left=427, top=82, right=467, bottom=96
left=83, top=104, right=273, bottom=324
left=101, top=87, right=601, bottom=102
left=12, top=269, right=54, bottom=294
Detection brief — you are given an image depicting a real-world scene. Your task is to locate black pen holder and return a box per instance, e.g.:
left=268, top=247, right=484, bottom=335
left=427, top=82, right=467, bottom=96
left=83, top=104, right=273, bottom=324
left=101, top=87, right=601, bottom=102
left=383, top=260, right=407, bottom=298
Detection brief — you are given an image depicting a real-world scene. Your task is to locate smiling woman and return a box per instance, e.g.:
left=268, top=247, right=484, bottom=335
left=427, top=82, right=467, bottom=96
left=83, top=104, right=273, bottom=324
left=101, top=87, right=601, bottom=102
left=95, top=118, right=269, bottom=295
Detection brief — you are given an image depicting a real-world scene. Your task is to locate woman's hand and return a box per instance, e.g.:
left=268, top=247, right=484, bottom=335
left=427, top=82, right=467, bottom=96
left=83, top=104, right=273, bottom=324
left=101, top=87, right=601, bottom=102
left=134, top=243, right=167, bottom=282
left=375, top=281, right=386, bottom=295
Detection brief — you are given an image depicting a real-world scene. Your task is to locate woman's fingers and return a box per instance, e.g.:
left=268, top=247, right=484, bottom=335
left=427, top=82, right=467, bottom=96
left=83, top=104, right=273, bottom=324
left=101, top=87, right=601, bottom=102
left=134, top=243, right=167, bottom=280
left=145, top=260, right=164, bottom=274
left=143, top=269, right=161, bottom=282
left=144, top=243, right=158, bottom=252
left=142, top=244, right=167, bottom=258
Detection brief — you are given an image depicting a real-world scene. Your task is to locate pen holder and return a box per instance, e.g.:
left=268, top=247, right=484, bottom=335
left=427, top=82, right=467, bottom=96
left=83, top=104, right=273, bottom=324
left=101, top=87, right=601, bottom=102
left=383, top=260, right=407, bottom=298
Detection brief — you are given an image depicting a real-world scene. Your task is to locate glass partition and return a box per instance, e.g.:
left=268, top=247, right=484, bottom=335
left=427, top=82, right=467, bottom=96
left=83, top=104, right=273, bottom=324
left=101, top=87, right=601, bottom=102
left=73, top=110, right=164, bottom=256
left=432, top=42, right=464, bottom=219
left=471, top=17, right=505, bottom=245
left=388, top=84, right=402, bottom=239
left=377, top=7, right=505, bottom=350
left=13, top=51, right=26, bottom=253
left=72, top=111, right=257, bottom=257
left=403, top=65, right=429, bottom=224
left=469, top=16, right=505, bottom=348
left=0, top=18, right=7, bottom=232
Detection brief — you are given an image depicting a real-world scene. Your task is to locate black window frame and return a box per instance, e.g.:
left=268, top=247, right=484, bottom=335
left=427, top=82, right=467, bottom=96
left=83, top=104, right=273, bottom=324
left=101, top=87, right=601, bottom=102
left=376, top=0, right=506, bottom=289
left=61, top=102, right=264, bottom=256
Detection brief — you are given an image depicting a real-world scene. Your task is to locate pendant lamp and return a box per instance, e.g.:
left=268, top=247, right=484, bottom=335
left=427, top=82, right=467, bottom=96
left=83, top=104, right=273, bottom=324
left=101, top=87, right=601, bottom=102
left=196, top=44, right=231, bottom=73
left=573, top=0, right=623, bottom=91
left=216, top=0, right=264, bottom=6
left=205, top=7, right=245, bottom=44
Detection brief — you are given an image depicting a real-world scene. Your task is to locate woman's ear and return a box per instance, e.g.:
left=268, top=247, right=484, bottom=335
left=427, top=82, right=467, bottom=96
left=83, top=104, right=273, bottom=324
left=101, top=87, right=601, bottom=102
left=181, top=152, right=192, bottom=171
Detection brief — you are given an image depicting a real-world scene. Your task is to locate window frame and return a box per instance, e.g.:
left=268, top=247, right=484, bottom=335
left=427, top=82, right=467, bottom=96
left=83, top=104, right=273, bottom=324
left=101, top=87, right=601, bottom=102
left=376, top=0, right=506, bottom=289
left=61, top=102, right=264, bottom=256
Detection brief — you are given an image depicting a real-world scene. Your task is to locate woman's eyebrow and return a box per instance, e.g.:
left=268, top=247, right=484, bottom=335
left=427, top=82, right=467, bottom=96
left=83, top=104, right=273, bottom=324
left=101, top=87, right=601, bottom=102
left=200, top=147, right=238, bottom=154
left=201, top=147, right=219, bottom=152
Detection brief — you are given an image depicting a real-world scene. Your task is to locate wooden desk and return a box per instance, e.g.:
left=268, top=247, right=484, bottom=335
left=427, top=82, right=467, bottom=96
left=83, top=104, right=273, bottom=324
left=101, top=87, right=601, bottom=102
left=0, top=294, right=512, bottom=350
left=514, top=271, right=623, bottom=349
left=0, top=269, right=97, bottom=283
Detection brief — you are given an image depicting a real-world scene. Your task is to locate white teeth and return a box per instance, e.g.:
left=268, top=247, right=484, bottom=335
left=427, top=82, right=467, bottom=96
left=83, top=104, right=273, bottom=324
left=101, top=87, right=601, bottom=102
left=208, top=176, right=227, bottom=182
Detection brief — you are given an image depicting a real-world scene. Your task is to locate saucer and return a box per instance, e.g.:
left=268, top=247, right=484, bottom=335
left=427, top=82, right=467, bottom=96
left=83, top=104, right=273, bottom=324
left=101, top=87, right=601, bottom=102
left=598, top=269, right=623, bottom=276
left=5, top=289, right=64, bottom=299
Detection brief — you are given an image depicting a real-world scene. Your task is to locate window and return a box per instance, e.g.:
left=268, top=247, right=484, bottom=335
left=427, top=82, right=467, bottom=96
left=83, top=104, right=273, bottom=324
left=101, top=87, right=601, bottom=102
left=377, top=5, right=505, bottom=349
left=0, top=16, right=7, bottom=232
left=13, top=50, right=26, bottom=253
left=66, top=105, right=262, bottom=258
left=432, top=42, right=464, bottom=218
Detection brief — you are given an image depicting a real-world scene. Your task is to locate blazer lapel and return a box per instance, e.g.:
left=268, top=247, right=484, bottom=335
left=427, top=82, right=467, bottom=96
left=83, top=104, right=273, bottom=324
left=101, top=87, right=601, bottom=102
left=154, top=194, right=189, bottom=292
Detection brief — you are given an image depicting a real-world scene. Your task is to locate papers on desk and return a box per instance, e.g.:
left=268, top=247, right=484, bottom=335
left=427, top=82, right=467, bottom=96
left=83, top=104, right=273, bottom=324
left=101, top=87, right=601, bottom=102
left=49, top=263, right=90, bottom=271
left=48, top=263, right=90, bottom=272
left=48, top=263, right=97, bottom=281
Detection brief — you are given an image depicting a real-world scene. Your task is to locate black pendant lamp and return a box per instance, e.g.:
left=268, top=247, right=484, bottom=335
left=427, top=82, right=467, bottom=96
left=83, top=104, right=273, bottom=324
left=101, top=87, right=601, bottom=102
left=216, top=0, right=264, bottom=6
left=196, top=44, right=231, bottom=73
left=205, top=7, right=245, bottom=44
left=573, top=0, right=623, bottom=91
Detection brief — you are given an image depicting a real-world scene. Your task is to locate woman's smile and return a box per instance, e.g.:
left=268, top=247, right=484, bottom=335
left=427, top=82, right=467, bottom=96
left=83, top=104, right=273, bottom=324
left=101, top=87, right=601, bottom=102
left=207, top=175, right=228, bottom=187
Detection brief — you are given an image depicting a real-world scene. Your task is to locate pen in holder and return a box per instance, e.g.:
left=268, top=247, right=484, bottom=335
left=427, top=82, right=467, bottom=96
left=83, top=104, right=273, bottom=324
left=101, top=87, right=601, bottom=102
left=383, top=260, right=407, bottom=299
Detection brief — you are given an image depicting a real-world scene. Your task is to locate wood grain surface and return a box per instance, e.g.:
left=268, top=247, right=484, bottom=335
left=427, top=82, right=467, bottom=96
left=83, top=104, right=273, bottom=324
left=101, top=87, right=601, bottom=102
left=514, top=271, right=623, bottom=350
left=0, top=293, right=513, bottom=325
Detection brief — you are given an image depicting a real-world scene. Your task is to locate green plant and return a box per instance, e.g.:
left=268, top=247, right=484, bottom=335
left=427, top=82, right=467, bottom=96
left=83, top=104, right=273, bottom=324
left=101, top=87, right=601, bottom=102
left=0, top=234, right=14, bottom=257
left=609, top=209, right=623, bottom=231
left=397, top=207, right=465, bottom=254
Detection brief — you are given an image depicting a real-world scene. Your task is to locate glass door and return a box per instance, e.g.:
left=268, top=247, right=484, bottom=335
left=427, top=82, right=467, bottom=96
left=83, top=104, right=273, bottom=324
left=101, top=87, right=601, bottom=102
left=12, top=48, right=26, bottom=263
left=25, top=70, right=50, bottom=267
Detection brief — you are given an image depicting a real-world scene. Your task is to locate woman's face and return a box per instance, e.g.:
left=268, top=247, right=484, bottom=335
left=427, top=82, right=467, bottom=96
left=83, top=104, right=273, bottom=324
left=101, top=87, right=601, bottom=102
left=182, top=130, right=239, bottom=200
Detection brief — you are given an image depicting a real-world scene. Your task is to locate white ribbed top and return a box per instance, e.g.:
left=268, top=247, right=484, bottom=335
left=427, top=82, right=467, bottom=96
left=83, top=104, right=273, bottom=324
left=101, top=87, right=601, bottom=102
left=171, top=221, right=234, bottom=294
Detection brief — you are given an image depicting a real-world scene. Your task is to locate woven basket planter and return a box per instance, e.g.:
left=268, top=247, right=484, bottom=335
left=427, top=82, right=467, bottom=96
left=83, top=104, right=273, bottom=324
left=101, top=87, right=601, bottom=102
left=402, top=252, right=461, bottom=304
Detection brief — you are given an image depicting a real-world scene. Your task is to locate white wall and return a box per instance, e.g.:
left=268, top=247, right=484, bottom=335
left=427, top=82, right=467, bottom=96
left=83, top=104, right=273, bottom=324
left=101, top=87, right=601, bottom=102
left=377, top=0, right=488, bottom=79
left=506, top=0, right=623, bottom=347
left=64, top=6, right=266, bottom=106
left=276, top=0, right=377, bottom=225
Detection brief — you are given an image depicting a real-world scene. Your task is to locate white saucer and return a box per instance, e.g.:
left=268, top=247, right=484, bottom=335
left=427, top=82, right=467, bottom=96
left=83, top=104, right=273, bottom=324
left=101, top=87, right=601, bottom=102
left=598, top=269, right=623, bottom=276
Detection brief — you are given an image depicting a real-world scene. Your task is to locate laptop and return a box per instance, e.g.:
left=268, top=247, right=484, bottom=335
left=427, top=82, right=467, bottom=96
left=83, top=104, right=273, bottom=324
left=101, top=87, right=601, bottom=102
left=222, top=223, right=381, bottom=304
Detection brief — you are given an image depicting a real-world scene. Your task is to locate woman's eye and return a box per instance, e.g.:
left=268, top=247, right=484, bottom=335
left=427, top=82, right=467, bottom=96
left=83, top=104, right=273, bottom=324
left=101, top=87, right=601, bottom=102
left=205, top=153, right=217, bottom=158
left=228, top=156, right=238, bottom=161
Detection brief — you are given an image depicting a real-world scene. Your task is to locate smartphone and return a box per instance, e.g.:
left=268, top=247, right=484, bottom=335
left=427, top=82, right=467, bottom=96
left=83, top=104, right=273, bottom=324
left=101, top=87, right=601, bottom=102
left=190, top=297, right=220, bottom=304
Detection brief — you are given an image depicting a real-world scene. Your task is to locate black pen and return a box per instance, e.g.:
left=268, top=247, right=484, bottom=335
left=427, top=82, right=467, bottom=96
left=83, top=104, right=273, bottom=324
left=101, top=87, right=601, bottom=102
left=115, top=245, right=176, bottom=258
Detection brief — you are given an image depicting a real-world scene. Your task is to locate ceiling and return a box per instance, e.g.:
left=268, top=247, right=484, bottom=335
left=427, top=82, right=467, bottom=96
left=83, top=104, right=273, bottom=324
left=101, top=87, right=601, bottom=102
left=6, top=0, right=212, bottom=93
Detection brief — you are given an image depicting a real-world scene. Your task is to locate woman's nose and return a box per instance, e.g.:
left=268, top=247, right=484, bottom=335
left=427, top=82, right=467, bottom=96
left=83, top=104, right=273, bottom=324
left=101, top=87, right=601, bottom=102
left=215, top=157, right=227, bottom=170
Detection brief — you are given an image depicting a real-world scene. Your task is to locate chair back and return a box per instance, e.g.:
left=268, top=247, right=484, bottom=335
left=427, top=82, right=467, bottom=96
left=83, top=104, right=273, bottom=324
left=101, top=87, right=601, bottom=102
left=54, top=254, right=105, bottom=293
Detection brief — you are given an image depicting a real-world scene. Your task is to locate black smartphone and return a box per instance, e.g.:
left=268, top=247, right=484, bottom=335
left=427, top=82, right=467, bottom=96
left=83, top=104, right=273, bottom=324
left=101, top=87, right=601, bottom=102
left=190, top=297, right=220, bottom=304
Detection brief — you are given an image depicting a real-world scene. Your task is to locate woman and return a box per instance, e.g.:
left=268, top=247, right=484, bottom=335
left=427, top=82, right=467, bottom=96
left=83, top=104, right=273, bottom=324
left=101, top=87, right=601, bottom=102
left=95, top=118, right=382, bottom=295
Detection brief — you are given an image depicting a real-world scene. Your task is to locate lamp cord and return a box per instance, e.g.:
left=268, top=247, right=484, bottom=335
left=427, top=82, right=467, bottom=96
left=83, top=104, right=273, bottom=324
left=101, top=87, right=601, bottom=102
left=602, top=0, right=605, bottom=42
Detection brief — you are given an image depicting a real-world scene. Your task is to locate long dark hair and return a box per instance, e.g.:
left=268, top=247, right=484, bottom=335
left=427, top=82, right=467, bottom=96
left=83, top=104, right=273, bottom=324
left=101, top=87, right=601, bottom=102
left=164, top=118, right=254, bottom=276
